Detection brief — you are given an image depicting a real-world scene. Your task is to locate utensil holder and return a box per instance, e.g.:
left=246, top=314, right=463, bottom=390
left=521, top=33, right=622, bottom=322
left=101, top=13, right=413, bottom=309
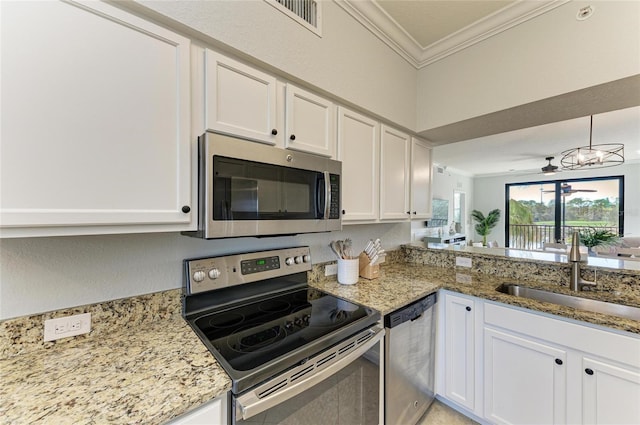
left=337, top=257, right=359, bottom=285
left=358, top=252, right=379, bottom=280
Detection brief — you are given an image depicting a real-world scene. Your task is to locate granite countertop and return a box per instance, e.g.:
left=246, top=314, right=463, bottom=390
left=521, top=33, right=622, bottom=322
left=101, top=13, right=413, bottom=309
left=311, top=262, right=640, bottom=335
left=0, top=315, right=231, bottom=425
left=2, top=261, right=638, bottom=425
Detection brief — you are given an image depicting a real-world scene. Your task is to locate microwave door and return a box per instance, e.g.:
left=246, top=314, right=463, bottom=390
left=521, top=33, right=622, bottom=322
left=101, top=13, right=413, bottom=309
left=230, top=178, right=259, bottom=218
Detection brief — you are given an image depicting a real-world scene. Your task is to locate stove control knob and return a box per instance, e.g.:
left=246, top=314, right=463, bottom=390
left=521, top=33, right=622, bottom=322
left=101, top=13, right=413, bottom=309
left=208, top=268, right=221, bottom=280
left=294, top=256, right=303, bottom=264
left=285, top=320, right=294, bottom=330
left=303, top=254, right=311, bottom=263
left=285, top=257, right=295, bottom=266
left=193, top=271, right=206, bottom=282
left=303, top=314, right=311, bottom=324
left=294, top=317, right=303, bottom=326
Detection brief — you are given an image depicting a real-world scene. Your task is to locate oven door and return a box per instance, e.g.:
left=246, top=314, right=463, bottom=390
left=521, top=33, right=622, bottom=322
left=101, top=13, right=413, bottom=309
left=233, top=325, right=384, bottom=425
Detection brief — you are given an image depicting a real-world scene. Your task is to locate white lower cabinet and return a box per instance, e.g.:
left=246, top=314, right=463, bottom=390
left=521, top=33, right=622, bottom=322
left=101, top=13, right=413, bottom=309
left=484, top=328, right=567, bottom=425
left=581, top=356, right=640, bottom=425
left=166, top=393, right=228, bottom=425
left=438, top=293, right=640, bottom=425
left=482, top=301, right=640, bottom=425
left=442, top=292, right=478, bottom=413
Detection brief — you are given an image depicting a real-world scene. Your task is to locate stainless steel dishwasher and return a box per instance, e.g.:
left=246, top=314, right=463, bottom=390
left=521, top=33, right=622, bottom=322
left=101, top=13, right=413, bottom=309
left=384, top=292, right=437, bottom=425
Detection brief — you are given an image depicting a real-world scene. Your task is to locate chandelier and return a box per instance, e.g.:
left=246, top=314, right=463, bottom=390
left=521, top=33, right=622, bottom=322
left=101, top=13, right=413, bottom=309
left=560, top=115, right=624, bottom=170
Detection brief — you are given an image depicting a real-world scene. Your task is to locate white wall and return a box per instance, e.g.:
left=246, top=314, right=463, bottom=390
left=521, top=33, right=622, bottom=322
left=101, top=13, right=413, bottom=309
left=473, top=163, right=640, bottom=245
left=134, top=0, right=418, bottom=130
left=416, top=0, right=640, bottom=131
left=0, top=223, right=409, bottom=320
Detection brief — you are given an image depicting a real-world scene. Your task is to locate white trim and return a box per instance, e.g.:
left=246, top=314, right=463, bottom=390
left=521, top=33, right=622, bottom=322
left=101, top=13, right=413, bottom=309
left=335, top=0, right=569, bottom=69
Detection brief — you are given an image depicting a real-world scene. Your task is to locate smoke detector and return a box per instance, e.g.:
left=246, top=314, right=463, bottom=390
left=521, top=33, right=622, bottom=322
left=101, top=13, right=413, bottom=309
left=577, top=5, right=594, bottom=21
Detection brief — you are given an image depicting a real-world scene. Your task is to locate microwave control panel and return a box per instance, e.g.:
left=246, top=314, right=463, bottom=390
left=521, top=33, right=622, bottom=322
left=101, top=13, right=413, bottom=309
left=329, top=174, right=340, bottom=219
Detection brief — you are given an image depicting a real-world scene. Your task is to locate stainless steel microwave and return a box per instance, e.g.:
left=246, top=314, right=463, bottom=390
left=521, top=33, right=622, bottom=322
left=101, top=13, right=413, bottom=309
left=183, top=132, right=342, bottom=239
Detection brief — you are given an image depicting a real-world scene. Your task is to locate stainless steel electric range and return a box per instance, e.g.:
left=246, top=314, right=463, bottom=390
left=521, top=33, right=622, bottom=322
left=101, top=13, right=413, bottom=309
left=183, top=247, right=384, bottom=424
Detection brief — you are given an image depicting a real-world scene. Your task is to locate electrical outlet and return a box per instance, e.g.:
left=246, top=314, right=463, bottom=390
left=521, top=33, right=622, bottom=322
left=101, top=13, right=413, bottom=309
left=44, top=313, right=91, bottom=342
left=456, top=273, right=472, bottom=284
left=455, top=256, right=472, bottom=268
left=325, top=263, right=338, bottom=276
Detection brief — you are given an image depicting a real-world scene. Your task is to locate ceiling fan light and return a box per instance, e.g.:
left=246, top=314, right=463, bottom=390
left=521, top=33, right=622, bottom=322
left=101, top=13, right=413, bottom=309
left=560, top=115, right=625, bottom=171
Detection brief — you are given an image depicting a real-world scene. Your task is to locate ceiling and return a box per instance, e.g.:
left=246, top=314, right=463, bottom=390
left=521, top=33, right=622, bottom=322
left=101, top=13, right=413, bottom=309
left=340, top=0, right=640, bottom=176
left=376, top=0, right=515, bottom=49
left=433, top=106, right=640, bottom=176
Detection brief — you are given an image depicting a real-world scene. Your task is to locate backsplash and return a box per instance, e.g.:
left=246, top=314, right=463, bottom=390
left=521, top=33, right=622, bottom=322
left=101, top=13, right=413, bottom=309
left=402, top=244, right=640, bottom=297
left=307, top=249, right=404, bottom=283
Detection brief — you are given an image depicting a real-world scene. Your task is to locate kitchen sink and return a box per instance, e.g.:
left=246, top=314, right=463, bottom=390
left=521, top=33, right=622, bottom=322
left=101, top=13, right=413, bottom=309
left=496, top=284, right=640, bottom=321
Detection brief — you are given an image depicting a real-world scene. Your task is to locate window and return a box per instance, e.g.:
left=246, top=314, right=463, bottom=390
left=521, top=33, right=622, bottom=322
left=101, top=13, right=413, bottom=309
left=506, top=176, right=624, bottom=250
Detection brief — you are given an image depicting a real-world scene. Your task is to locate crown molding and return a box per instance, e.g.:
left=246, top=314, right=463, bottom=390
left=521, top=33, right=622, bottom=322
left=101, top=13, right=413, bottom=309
left=335, top=0, right=570, bottom=69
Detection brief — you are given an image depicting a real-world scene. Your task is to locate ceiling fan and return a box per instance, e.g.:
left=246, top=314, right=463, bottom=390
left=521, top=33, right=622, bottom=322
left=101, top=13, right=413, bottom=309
left=541, top=156, right=559, bottom=175
left=543, top=183, right=597, bottom=197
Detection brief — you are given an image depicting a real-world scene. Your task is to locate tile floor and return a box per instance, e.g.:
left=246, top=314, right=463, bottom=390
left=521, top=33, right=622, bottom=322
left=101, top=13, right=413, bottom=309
left=418, top=400, right=478, bottom=425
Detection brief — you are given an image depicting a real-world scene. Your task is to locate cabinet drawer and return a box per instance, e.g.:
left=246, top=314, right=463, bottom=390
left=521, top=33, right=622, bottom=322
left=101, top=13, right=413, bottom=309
left=484, top=301, right=640, bottom=368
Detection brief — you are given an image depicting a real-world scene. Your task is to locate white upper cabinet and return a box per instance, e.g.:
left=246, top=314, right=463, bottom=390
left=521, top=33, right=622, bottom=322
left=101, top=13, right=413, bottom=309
left=380, top=125, right=410, bottom=221
left=285, top=84, right=336, bottom=158
left=204, top=49, right=280, bottom=145
left=410, top=138, right=433, bottom=219
left=0, top=0, right=192, bottom=237
left=337, top=107, right=379, bottom=222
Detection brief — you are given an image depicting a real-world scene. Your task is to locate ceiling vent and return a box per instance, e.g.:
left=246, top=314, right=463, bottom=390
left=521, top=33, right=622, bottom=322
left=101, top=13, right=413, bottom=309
left=265, top=0, right=322, bottom=36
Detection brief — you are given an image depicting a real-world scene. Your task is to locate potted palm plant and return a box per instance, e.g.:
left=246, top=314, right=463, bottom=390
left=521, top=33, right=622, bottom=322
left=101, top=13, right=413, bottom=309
left=471, top=209, right=501, bottom=246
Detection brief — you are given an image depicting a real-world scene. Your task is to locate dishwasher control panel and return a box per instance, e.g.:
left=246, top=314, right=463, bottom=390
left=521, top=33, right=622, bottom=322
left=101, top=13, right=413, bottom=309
left=385, top=292, right=437, bottom=328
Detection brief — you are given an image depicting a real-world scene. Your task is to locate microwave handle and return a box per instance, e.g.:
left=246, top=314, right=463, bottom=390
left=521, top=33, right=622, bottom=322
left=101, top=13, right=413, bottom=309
left=323, top=171, right=331, bottom=219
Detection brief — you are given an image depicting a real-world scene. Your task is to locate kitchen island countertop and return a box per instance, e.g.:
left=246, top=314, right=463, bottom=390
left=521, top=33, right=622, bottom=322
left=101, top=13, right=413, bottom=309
left=310, top=262, right=640, bottom=334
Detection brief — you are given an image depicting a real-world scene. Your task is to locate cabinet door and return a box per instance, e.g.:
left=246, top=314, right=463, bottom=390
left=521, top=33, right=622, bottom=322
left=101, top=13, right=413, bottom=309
left=0, top=0, right=191, bottom=237
left=379, top=125, right=410, bottom=221
left=484, top=328, right=567, bottom=425
left=582, top=357, right=640, bottom=425
left=410, top=138, right=433, bottom=219
left=443, top=294, right=476, bottom=411
left=204, top=50, right=279, bottom=145
left=337, top=107, right=379, bottom=222
left=167, top=393, right=228, bottom=425
left=285, top=84, right=335, bottom=158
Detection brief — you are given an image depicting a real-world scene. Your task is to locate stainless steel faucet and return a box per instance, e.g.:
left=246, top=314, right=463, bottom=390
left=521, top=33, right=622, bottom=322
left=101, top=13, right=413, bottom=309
left=569, top=231, right=596, bottom=291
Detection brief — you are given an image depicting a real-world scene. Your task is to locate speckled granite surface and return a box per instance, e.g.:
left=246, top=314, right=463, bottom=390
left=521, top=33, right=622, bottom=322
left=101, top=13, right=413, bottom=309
left=0, top=291, right=231, bottom=425
left=1, top=289, right=183, bottom=359
left=2, top=247, right=639, bottom=425
left=310, top=262, right=640, bottom=335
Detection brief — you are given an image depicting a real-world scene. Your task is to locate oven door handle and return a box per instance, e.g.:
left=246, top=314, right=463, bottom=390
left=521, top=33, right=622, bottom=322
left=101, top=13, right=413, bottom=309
left=235, top=325, right=384, bottom=420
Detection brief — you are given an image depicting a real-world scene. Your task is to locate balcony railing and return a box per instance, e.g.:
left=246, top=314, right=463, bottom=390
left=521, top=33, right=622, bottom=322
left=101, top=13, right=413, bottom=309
left=508, top=224, right=618, bottom=250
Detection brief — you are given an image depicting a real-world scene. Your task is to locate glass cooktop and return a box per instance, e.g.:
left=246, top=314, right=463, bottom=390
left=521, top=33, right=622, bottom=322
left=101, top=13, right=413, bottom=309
left=193, top=288, right=368, bottom=372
